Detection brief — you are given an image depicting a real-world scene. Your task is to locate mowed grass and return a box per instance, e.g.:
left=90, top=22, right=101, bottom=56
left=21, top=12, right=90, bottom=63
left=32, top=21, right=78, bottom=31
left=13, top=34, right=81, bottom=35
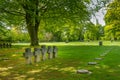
left=0, top=41, right=120, bottom=80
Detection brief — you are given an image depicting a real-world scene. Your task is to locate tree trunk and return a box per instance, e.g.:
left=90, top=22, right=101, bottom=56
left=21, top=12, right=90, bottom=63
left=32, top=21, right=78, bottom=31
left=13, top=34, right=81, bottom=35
left=26, top=13, right=39, bottom=46
left=24, top=0, right=40, bottom=46
left=28, top=26, right=39, bottom=46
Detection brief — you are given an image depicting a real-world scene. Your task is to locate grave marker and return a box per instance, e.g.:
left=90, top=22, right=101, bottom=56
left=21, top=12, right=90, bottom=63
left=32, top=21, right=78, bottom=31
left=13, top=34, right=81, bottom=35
left=0, top=43, right=2, bottom=48
left=88, top=62, right=97, bottom=65
left=23, top=48, right=33, bottom=64
left=53, top=46, right=58, bottom=58
left=77, top=69, right=92, bottom=74
left=33, top=48, right=41, bottom=62
left=3, top=43, right=5, bottom=48
left=95, top=58, right=102, bottom=60
left=41, top=45, right=47, bottom=61
left=99, top=41, right=103, bottom=46
left=47, top=46, right=53, bottom=59
left=9, top=43, right=12, bottom=48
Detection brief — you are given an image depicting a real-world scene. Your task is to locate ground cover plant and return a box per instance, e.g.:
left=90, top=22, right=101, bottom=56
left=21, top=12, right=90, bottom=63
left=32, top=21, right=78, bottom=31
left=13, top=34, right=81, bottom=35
left=0, top=41, right=120, bottom=80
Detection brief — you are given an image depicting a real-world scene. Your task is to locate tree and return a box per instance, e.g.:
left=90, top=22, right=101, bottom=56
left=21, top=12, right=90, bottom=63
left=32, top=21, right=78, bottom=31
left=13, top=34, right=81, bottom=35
left=0, top=21, right=12, bottom=41
left=0, top=0, right=90, bottom=46
left=104, top=0, right=120, bottom=40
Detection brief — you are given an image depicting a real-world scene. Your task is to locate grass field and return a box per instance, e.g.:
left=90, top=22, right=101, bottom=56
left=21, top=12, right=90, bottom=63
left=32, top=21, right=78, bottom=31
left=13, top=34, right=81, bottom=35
left=0, top=41, right=120, bottom=80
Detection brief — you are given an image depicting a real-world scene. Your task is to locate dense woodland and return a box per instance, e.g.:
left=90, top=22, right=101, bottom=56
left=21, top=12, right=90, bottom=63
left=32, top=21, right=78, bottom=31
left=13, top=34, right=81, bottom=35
left=0, top=0, right=119, bottom=45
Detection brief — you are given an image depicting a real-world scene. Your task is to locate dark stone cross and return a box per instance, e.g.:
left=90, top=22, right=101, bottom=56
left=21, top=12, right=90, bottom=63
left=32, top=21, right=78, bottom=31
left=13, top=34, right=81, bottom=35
left=0, top=42, right=12, bottom=48
left=99, top=41, right=103, bottom=46
left=0, top=43, right=2, bottom=48
left=3, top=43, right=6, bottom=48
left=8, top=43, right=11, bottom=48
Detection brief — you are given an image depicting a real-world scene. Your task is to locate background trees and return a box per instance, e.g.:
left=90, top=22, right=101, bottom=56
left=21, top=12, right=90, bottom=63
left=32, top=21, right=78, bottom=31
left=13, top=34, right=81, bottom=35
left=104, top=0, right=120, bottom=40
left=0, top=0, right=119, bottom=44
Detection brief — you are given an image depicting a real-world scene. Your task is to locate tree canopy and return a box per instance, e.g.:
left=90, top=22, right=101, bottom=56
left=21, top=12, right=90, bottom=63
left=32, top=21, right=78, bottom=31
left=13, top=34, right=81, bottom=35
left=104, top=0, right=120, bottom=40
left=0, top=0, right=91, bottom=46
left=0, top=0, right=116, bottom=45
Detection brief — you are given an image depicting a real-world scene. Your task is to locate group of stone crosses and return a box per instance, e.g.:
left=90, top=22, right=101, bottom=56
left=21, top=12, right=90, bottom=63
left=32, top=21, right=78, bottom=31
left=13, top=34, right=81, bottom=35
left=23, top=45, right=58, bottom=64
left=0, top=43, right=12, bottom=48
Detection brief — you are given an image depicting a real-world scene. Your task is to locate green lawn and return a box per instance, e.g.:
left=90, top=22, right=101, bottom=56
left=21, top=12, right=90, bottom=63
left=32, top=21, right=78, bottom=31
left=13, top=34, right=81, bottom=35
left=0, top=41, right=120, bottom=80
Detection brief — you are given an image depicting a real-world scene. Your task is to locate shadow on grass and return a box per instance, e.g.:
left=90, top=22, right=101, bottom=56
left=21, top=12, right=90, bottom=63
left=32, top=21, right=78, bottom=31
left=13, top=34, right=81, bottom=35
left=0, top=45, right=120, bottom=80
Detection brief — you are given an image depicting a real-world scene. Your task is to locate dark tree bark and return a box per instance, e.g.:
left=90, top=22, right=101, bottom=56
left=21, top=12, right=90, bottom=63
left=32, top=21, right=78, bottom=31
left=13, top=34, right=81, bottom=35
left=23, top=0, right=40, bottom=46
left=26, top=16, right=39, bottom=46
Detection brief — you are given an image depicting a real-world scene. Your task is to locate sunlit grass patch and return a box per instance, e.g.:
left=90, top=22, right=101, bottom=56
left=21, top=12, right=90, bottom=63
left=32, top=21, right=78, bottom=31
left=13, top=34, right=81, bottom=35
left=13, top=41, right=120, bottom=46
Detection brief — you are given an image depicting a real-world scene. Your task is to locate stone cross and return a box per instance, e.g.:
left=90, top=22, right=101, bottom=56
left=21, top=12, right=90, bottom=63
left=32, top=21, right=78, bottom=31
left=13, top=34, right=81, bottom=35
left=41, top=45, right=47, bottom=61
left=33, top=48, right=41, bottom=62
left=23, top=48, right=33, bottom=64
left=99, top=41, right=103, bottom=46
left=0, top=43, right=2, bottom=48
left=9, top=43, right=12, bottom=48
left=3, top=43, right=6, bottom=48
left=47, top=46, right=53, bottom=59
left=6, top=43, right=9, bottom=48
left=53, top=46, right=58, bottom=58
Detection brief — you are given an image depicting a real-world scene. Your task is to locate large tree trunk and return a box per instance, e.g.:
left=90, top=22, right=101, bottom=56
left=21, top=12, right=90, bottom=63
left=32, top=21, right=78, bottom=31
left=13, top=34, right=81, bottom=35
left=26, top=12, right=39, bottom=46
left=24, top=0, right=40, bottom=46
left=27, top=25, right=39, bottom=46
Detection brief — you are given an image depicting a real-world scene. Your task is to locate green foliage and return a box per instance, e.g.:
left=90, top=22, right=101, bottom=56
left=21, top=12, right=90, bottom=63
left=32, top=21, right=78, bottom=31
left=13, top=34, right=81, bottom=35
left=38, top=20, right=104, bottom=42
left=0, top=0, right=113, bottom=43
left=9, top=27, right=30, bottom=42
left=0, top=22, right=11, bottom=41
left=105, top=0, right=120, bottom=24
left=83, top=22, right=104, bottom=41
left=0, top=0, right=92, bottom=45
left=104, top=0, right=120, bottom=40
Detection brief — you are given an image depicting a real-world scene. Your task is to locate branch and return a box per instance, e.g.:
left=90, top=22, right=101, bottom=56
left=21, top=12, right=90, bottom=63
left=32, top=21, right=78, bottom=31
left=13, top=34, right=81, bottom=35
left=1, top=8, right=25, bottom=16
